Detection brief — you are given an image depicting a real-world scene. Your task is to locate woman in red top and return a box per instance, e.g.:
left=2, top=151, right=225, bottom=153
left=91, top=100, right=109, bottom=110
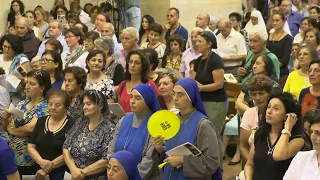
left=117, top=50, right=159, bottom=113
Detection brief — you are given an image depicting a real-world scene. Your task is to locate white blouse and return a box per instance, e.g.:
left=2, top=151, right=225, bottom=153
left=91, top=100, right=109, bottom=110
left=283, top=150, right=320, bottom=180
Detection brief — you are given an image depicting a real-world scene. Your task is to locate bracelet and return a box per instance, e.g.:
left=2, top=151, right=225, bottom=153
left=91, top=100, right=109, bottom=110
left=281, top=129, right=291, bottom=137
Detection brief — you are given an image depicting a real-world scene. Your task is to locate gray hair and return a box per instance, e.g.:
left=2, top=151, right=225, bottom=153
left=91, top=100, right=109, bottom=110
left=16, top=17, right=31, bottom=29
left=94, top=36, right=115, bottom=55
left=191, top=27, right=204, bottom=34
left=50, top=19, right=63, bottom=30
left=122, top=27, right=139, bottom=41
left=249, top=30, right=269, bottom=41
left=105, top=22, right=115, bottom=33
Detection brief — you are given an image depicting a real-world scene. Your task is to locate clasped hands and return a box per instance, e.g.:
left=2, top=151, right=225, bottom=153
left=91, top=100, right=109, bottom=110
left=35, top=159, right=54, bottom=180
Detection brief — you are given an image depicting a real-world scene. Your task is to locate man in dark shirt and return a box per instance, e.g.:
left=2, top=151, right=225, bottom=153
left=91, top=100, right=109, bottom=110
left=162, top=7, right=188, bottom=44
left=0, top=138, right=20, bottom=180
left=15, top=17, right=41, bottom=60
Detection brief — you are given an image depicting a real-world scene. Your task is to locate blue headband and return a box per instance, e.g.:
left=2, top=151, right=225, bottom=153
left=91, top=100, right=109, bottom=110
left=133, top=84, right=160, bottom=112
left=175, top=78, right=207, bottom=116
left=111, top=151, right=142, bottom=180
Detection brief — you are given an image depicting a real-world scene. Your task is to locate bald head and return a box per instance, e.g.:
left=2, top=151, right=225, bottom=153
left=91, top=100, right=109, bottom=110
left=15, top=17, right=30, bottom=38
left=196, top=12, right=210, bottom=29
left=218, top=18, right=232, bottom=38
left=100, top=22, right=115, bottom=37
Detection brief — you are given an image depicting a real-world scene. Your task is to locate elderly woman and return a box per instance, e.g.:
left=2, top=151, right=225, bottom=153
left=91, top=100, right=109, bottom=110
left=193, top=31, right=228, bottom=165
left=293, top=17, right=309, bottom=44
left=299, top=59, right=320, bottom=115
left=117, top=50, right=159, bottom=113
left=245, top=10, right=267, bottom=35
left=63, top=66, right=87, bottom=120
left=94, top=36, right=124, bottom=86
left=1, top=70, right=51, bottom=176
left=304, top=28, right=320, bottom=51
left=283, top=110, right=320, bottom=179
left=153, top=78, right=220, bottom=179
left=84, top=31, right=100, bottom=52
left=61, top=27, right=89, bottom=71
left=40, top=50, right=64, bottom=89
left=28, top=89, right=75, bottom=180
left=0, top=34, right=31, bottom=104
left=284, top=45, right=318, bottom=99
left=108, top=151, right=141, bottom=180
left=63, top=90, right=115, bottom=180
left=244, top=92, right=305, bottom=180
left=84, top=50, right=116, bottom=102
left=31, top=56, right=41, bottom=70
left=141, top=23, right=166, bottom=60
left=161, top=34, right=184, bottom=71
left=108, top=84, right=161, bottom=180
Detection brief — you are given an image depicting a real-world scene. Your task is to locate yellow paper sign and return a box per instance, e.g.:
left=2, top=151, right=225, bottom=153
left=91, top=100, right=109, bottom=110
left=147, top=110, right=180, bottom=140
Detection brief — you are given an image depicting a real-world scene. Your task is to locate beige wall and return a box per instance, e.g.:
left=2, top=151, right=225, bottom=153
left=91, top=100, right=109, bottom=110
left=0, top=0, right=242, bottom=35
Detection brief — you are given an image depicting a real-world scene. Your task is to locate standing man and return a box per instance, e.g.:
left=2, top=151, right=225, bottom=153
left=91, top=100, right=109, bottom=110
left=280, top=0, right=302, bottom=37
left=162, top=8, right=188, bottom=44
left=100, top=22, right=123, bottom=53
left=70, top=1, right=91, bottom=25
left=217, top=19, right=247, bottom=78
left=123, top=0, right=141, bottom=29
left=196, top=13, right=213, bottom=33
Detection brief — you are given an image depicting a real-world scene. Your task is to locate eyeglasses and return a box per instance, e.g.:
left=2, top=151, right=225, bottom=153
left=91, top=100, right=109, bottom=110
left=39, top=58, right=55, bottom=63
left=307, top=68, right=320, bottom=74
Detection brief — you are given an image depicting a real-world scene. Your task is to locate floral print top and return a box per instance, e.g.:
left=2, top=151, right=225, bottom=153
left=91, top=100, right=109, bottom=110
left=9, top=98, right=48, bottom=166
left=63, top=117, right=115, bottom=180
left=85, top=76, right=116, bottom=100
left=67, top=95, right=83, bottom=120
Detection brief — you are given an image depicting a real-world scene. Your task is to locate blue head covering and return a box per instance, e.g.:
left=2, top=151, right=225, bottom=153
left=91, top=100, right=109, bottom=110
left=111, top=151, right=142, bottom=180
left=175, top=78, right=207, bottom=116
left=132, top=84, right=160, bottom=112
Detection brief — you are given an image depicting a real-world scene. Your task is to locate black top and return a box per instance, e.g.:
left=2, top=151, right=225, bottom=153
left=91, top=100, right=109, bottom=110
left=194, top=52, right=227, bottom=102
left=7, top=13, right=15, bottom=27
left=29, top=115, right=75, bottom=172
left=266, top=34, right=292, bottom=76
left=113, top=64, right=124, bottom=86
left=253, top=128, right=303, bottom=180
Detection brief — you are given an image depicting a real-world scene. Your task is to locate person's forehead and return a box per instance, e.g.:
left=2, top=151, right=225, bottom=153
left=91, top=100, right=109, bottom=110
left=101, top=24, right=112, bottom=30
left=281, top=0, right=291, bottom=5
left=50, top=21, right=59, bottom=27
left=168, top=10, right=177, bottom=15
left=96, top=14, right=106, bottom=20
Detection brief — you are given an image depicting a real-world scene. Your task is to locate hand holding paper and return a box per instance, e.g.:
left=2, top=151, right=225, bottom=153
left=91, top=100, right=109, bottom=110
left=8, top=103, right=24, bottom=119
left=5, top=68, right=24, bottom=88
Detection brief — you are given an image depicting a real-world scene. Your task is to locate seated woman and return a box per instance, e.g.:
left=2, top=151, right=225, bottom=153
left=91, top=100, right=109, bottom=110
left=94, top=36, right=124, bottom=86
left=45, top=38, right=64, bottom=54
left=1, top=70, right=51, bottom=176
left=284, top=45, right=317, bottom=99
left=141, top=23, right=166, bottom=60
left=239, top=75, right=276, bottom=165
left=61, top=27, right=89, bottom=71
left=299, top=59, right=320, bottom=116
left=225, top=54, right=280, bottom=165
left=283, top=110, right=320, bottom=179
left=304, top=28, right=320, bottom=52
left=63, top=66, right=87, bottom=120
left=40, top=50, right=64, bottom=89
left=117, top=50, right=159, bottom=113
left=244, top=92, right=305, bottom=180
left=31, top=56, right=41, bottom=70
left=142, top=48, right=160, bottom=83
left=35, top=8, right=49, bottom=38
left=84, top=31, right=100, bottom=52
left=84, top=50, right=116, bottom=102
left=63, top=90, right=115, bottom=180
left=108, top=151, right=141, bottom=180
left=28, top=89, right=75, bottom=180
left=108, top=84, right=161, bottom=180
left=161, top=34, right=184, bottom=71
left=138, top=15, right=155, bottom=46
left=157, top=70, right=181, bottom=113
left=153, top=78, right=220, bottom=179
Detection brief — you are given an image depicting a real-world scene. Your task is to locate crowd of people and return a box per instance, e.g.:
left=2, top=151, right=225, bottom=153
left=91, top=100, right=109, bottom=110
left=1, top=0, right=320, bottom=180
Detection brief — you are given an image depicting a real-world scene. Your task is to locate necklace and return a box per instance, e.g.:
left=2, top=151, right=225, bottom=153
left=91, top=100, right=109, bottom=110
left=266, top=136, right=275, bottom=155
left=272, top=31, right=285, bottom=42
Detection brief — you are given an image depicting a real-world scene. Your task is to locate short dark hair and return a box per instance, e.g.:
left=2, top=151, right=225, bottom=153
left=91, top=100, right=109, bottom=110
left=301, top=17, right=309, bottom=23
left=42, top=50, right=63, bottom=82
left=142, top=48, right=159, bottom=71
left=63, top=66, right=87, bottom=90
left=100, top=2, right=112, bottom=13
left=309, top=59, right=320, bottom=68
left=81, top=90, right=109, bottom=115
left=96, top=13, right=111, bottom=22
left=65, top=27, right=85, bottom=44
left=66, top=13, right=81, bottom=24
left=86, top=50, right=107, bottom=73
left=85, top=31, right=100, bottom=43
left=304, top=109, right=320, bottom=124
left=247, top=74, right=273, bottom=94
left=45, top=38, right=63, bottom=54
left=124, top=50, right=150, bottom=83
left=84, top=3, right=93, bottom=14
left=229, top=12, right=242, bottom=22
left=148, top=23, right=163, bottom=35
left=272, top=12, right=287, bottom=21
left=70, top=1, right=81, bottom=10
left=89, top=6, right=101, bottom=17
left=10, top=0, right=25, bottom=16
left=162, top=34, right=185, bottom=68
left=168, top=7, right=180, bottom=17
left=27, top=70, right=52, bottom=97
left=0, top=34, right=24, bottom=55
left=46, top=89, right=71, bottom=108
left=309, top=6, right=320, bottom=14
left=298, top=45, right=319, bottom=61
left=76, top=22, right=88, bottom=34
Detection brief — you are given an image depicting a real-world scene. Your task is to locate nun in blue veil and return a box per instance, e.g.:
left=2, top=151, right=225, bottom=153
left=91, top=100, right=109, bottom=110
left=107, top=84, right=161, bottom=180
left=154, top=78, right=221, bottom=180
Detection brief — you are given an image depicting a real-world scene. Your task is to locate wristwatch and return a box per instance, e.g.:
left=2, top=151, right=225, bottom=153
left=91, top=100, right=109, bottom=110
left=281, top=129, right=291, bottom=137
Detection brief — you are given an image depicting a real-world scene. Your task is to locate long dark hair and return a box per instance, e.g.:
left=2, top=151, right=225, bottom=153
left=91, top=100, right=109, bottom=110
left=257, top=92, right=304, bottom=138
left=124, top=50, right=150, bottom=83
left=0, top=34, right=24, bottom=55
left=10, top=0, right=25, bottom=15
left=42, top=50, right=63, bottom=82
left=138, top=15, right=154, bottom=44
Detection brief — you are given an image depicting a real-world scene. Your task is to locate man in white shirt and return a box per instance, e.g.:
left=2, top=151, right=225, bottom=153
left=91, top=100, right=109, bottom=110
left=180, top=27, right=203, bottom=78
left=37, top=20, right=68, bottom=56
left=196, top=13, right=214, bottom=33
left=217, top=19, right=247, bottom=78
left=94, top=13, right=109, bottom=35
left=100, top=22, right=122, bottom=53
left=70, top=1, right=91, bottom=25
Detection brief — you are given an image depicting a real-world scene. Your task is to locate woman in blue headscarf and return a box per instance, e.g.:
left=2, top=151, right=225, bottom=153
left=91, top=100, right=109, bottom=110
left=153, top=78, right=221, bottom=180
left=107, top=84, right=161, bottom=180
left=107, top=151, right=142, bottom=180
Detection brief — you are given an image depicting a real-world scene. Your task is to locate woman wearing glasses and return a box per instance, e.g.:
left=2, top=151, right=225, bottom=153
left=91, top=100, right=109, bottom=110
left=299, top=60, right=320, bottom=116
left=117, top=50, right=159, bottom=113
left=40, top=50, right=64, bottom=89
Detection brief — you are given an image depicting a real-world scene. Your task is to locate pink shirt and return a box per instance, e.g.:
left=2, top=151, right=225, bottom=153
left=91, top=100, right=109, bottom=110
left=240, top=107, right=259, bottom=147
left=117, top=79, right=159, bottom=113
